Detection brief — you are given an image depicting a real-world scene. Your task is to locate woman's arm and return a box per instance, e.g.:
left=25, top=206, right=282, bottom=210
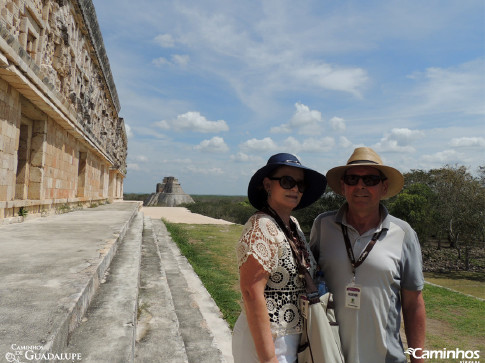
left=239, top=255, right=278, bottom=363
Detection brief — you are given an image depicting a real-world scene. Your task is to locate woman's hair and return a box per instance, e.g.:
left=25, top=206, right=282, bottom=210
left=267, top=166, right=282, bottom=179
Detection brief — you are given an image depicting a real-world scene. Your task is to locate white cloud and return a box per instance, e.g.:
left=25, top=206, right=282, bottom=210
left=450, top=137, right=485, bottom=148
left=230, top=152, right=263, bottom=163
left=172, top=54, right=190, bottom=66
left=131, top=155, right=147, bottom=162
left=161, top=158, right=193, bottom=164
left=154, top=33, right=175, bottom=48
left=132, top=126, right=168, bottom=139
left=270, top=124, right=292, bottom=134
left=194, top=136, right=229, bottom=153
left=240, top=135, right=336, bottom=154
left=152, top=57, right=170, bottom=67
left=240, top=137, right=278, bottom=152
left=294, top=64, right=368, bottom=98
left=422, top=149, right=462, bottom=163
left=271, top=103, right=324, bottom=135
left=282, top=136, right=336, bottom=153
left=374, top=128, right=425, bottom=153
left=152, top=54, right=190, bottom=67
left=165, top=4, right=370, bottom=113
left=330, top=117, right=346, bottom=132
left=339, top=136, right=353, bottom=148
left=155, top=111, right=229, bottom=133
left=186, top=165, right=224, bottom=175
left=125, top=124, right=134, bottom=138
left=127, top=163, right=140, bottom=171
left=408, top=58, right=485, bottom=115
left=155, top=120, right=170, bottom=130
left=290, top=103, right=323, bottom=127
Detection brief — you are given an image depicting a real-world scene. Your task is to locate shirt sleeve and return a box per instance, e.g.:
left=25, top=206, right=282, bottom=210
left=309, top=213, right=324, bottom=263
left=236, top=214, right=281, bottom=274
left=399, top=221, right=425, bottom=291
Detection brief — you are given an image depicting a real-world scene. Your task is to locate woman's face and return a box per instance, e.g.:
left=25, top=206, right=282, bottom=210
left=263, top=166, right=305, bottom=213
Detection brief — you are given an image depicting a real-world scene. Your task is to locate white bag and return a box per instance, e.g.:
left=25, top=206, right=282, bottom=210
left=298, top=292, right=345, bottom=363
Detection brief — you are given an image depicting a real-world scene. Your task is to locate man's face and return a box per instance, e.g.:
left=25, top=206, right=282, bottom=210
left=340, top=166, right=388, bottom=213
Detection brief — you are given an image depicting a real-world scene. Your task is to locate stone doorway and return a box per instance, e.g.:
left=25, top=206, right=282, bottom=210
left=15, top=118, right=33, bottom=200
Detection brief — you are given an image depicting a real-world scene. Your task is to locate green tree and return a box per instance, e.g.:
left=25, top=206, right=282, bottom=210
left=428, top=165, right=485, bottom=269
left=389, top=183, right=435, bottom=244
left=293, top=191, right=345, bottom=235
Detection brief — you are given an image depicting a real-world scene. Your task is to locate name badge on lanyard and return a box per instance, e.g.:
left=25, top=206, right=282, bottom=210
left=345, top=283, right=362, bottom=309
left=341, top=224, right=385, bottom=310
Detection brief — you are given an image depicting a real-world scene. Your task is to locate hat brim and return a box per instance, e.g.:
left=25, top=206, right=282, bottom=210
left=326, top=163, right=404, bottom=199
left=248, top=163, right=327, bottom=210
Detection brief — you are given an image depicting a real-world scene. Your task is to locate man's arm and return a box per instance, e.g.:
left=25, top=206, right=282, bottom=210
left=402, top=288, right=426, bottom=362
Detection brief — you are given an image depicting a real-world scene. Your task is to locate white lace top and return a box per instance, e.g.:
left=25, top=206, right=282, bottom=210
left=236, top=212, right=317, bottom=337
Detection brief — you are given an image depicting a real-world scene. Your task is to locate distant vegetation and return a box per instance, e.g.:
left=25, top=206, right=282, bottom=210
left=126, top=164, right=485, bottom=272
left=124, top=193, right=150, bottom=202
left=185, top=195, right=256, bottom=225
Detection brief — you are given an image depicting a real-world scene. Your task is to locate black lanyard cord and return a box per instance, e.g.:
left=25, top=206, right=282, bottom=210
left=340, top=224, right=385, bottom=275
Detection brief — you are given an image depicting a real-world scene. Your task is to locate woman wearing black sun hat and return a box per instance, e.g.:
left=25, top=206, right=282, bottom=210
left=232, top=153, right=326, bottom=363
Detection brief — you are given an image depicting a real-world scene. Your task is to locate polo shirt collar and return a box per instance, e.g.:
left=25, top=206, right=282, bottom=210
left=336, top=202, right=391, bottom=232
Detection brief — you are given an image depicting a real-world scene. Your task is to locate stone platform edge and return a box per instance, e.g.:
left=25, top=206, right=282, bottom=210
left=44, top=201, right=142, bottom=355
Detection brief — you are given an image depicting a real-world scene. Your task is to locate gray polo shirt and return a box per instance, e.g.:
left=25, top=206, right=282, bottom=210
left=310, top=203, right=424, bottom=363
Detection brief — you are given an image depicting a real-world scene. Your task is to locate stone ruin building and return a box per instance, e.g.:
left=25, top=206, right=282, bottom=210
left=144, top=177, right=195, bottom=207
left=0, top=0, right=127, bottom=222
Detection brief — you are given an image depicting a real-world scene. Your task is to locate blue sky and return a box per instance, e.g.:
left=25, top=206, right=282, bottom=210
left=92, top=0, right=485, bottom=195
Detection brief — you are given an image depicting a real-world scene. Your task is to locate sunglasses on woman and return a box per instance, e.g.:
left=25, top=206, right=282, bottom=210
left=342, top=174, right=385, bottom=186
left=268, top=176, right=306, bottom=193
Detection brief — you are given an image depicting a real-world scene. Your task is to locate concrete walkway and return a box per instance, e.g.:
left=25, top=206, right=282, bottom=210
left=0, top=201, right=233, bottom=363
left=141, top=206, right=234, bottom=225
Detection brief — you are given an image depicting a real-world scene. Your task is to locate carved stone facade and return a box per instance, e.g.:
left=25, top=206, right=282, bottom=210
left=0, top=0, right=127, bottom=222
left=144, top=177, right=195, bottom=207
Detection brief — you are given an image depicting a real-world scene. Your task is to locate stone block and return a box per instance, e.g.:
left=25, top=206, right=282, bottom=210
left=28, top=183, right=41, bottom=200
left=30, top=149, right=45, bottom=166
left=0, top=185, right=7, bottom=200
left=29, top=166, right=43, bottom=183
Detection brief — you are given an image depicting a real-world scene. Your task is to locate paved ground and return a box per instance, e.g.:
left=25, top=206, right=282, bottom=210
left=0, top=201, right=141, bottom=358
left=141, top=207, right=234, bottom=225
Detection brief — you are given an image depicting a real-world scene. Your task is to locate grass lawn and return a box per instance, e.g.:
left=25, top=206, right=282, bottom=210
left=424, top=271, right=485, bottom=299
left=164, top=221, right=485, bottom=361
left=163, top=221, right=242, bottom=328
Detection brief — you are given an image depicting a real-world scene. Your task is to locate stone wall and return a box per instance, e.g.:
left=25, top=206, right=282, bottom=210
left=0, top=0, right=127, bottom=222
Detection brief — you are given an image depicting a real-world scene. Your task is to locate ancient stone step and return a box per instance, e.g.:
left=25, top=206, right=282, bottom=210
left=65, top=212, right=144, bottom=362
left=150, top=219, right=232, bottom=363
left=135, top=217, right=188, bottom=362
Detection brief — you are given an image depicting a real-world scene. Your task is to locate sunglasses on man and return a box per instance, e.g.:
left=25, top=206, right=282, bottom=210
left=342, top=174, right=386, bottom=186
left=268, top=176, right=306, bottom=193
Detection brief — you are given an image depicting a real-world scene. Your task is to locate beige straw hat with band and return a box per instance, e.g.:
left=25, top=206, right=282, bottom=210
left=326, top=147, right=404, bottom=199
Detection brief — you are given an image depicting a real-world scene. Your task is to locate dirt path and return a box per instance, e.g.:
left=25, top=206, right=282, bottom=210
left=141, top=207, right=234, bottom=225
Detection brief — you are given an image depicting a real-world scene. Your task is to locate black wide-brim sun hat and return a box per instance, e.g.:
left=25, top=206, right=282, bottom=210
left=247, top=153, right=327, bottom=210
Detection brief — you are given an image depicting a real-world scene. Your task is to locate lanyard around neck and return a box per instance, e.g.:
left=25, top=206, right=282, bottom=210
left=340, top=224, right=384, bottom=277
left=262, top=205, right=310, bottom=269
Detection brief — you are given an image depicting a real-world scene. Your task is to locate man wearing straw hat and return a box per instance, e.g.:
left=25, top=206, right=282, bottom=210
left=310, top=147, right=426, bottom=363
